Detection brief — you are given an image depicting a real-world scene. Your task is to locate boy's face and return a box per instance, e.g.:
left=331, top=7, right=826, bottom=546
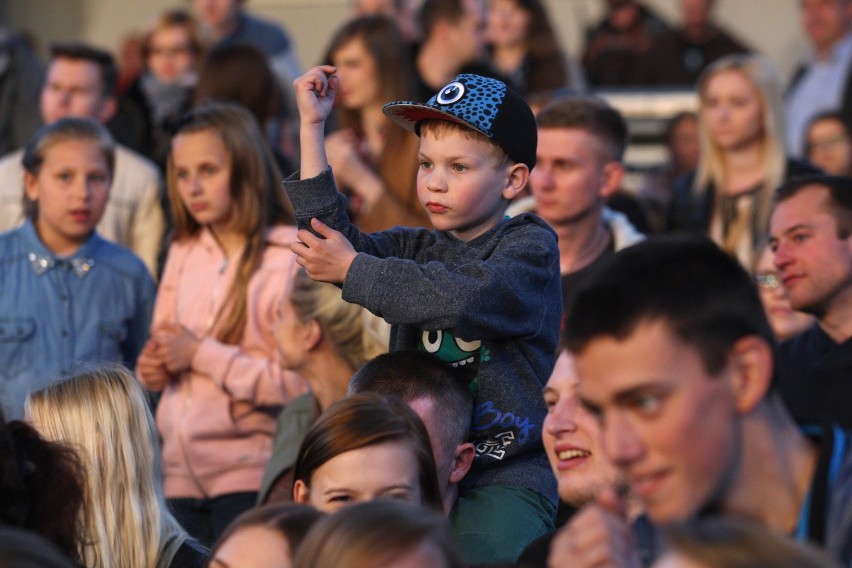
left=529, top=128, right=618, bottom=229
left=575, top=319, right=741, bottom=524
left=25, top=139, right=111, bottom=255
left=416, top=127, right=522, bottom=241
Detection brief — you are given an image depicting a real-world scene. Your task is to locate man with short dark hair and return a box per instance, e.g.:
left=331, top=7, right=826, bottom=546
left=549, top=236, right=852, bottom=567
left=515, top=96, right=644, bottom=324
left=0, top=43, right=164, bottom=277
left=770, top=174, right=852, bottom=430
left=348, top=350, right=476, bottom=515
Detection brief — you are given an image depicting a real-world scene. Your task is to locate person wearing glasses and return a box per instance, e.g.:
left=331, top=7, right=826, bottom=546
left=805, top=111, right=852, bottom=176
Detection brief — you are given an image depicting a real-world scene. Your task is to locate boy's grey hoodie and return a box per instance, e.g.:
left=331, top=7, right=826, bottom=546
left=286, top=168, right=561, bottom=505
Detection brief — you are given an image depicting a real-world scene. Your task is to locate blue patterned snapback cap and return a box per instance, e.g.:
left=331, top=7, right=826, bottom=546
left=382, top=74, right=537, bottom=169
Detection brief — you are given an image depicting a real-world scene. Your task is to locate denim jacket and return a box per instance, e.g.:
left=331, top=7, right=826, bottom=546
left=0, top=220, right=155, bottom=418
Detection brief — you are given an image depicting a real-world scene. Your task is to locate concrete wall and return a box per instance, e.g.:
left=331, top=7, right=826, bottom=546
left=4, top=0, right=808, bottom=85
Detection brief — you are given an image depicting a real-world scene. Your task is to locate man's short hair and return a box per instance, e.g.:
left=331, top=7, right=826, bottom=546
left=49, top=43, right=118, bottom=97
left=535, top=96, right=628, bottom=163
left=774, top=174, right=852, bottom=239
left=564, top=235, right=776, bottom=378
left=418, top=0, right=466, bottom=39
left=348, top=350, right=473, bottom=451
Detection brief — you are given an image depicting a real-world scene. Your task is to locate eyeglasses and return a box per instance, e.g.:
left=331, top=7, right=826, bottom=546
left=755, top=273, right=781, bottom=290
left=149, top=45, right=193, bottom=58
left=807, top=134, right=849, bottom=153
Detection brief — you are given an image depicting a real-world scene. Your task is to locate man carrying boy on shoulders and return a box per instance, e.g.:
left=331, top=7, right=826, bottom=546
left=288, top=66, right=562, bottom=563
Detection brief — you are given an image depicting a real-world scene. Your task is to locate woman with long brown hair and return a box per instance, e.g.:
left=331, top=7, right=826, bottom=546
left=322, top=15, right=430, bottom=231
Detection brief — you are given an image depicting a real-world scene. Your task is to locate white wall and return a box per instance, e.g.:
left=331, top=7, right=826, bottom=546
left=4, top=0, right=808, bottom=85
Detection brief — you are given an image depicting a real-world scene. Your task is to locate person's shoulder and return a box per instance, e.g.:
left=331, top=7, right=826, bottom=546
left=501, top=212, right=558, bottom=241
left=115, top=144, right=159, bottom=178
left=237, top=11, right=291, bottom=52
left=784, top=157, right=824, bottom=179
left=0, top=148, right=24, bottom=175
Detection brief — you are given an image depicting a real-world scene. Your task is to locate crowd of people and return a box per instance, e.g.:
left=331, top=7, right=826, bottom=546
left=0, top=0, right=851, bottom=567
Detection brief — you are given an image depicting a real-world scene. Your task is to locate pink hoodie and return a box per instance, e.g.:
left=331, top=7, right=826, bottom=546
left=149, top=226, right=307, bottom=499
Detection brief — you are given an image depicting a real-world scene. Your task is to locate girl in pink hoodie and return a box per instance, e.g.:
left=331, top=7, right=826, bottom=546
left=137, top=103, right=306, bottom=545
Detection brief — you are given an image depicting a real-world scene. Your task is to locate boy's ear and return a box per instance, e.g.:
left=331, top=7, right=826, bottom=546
left=501, top=163, right=529, bottom=200
left=23, top=171, right=39, bottom=201
left=598, top=161, right=624, bottom=199
left=728, top=335, right=774, bottom=414
left=449, top=442, right=476, bottom=484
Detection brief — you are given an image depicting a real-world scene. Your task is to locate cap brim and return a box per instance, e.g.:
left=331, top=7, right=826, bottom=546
left=382, top=102, right=489, bottom=137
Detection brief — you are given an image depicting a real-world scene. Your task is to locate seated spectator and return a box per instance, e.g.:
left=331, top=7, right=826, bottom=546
left=348, top=350, right=475, bottom=517
left=257, top=268, right=388, bottom=505
left=0, top=527, right=78, bottom=568
left=771, top=175, right=852, bottom=430
left=0, top=43, right=165, bottom=277
left=668, top=54, right=819, bottom=269
left=292, top=393, right=443, bottom=512
left=194, top=43, right=295, bottom=176
left=805, top=110, right=852, bottom=176
left=136, top=104, right=305, bottom=546
left=0, top=29, right=44, bottom=155
left=642, top=0, right=749, bottom=86
left=294, top=500, right=464, bottom=568
left=209, top=504, right=323, bottom=568
left=549, top=236, right=851, bottom=567
left=785, top=0, right=852, bottom=158
left=753, top=241, right=814, bottom=342
left=640, top=111, right=699, bottom=234
left=26, top=363, right=208, bottom=568
left=654, top=517, right=841, bottom=568
left=413, top=0, right=508, bottom=100
left=517, top=348, right=656, bottom=567
left=582, top=0, right=669, bottom=87
left=0, top=117, right=154, bottom=419
left=0, top=410, right=85, bottom=563
left=113, top=9, right=204, bottom=166
left=485, top=0, right=585, bottom=98
left=352, top=0, right=419, bottom=43
left=322, top=16, right=430, bottom=231
left=192, top=0, right=301, bottom=94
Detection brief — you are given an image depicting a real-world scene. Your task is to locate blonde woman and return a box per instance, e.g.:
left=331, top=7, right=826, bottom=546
left=25, top=364, right=207, bottom=568
left=257, top=268, right=388, bottom=504
left=667, top=54, right=820, bottom=268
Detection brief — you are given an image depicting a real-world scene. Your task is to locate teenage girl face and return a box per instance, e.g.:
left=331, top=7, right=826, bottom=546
left=147, top=25, right=196, bottom=83
left=293, top=440, right=423, bottom=513
left=701, top=69, right=764, bottom=153
left=331, top=37, right=381, bottom=112
left=171, top=127, right=235, bottom=235
left=24, top=138, right=111, bottom=255
left=486, top=0, right=530, bottom=49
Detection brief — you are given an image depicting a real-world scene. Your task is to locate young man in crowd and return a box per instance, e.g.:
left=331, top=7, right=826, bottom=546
left=550, top=236, right=852, bottom=566
left=770, top=175, right=852, bottom=430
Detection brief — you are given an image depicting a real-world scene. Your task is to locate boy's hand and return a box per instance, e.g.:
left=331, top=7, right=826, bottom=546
left=292, top=218, right=357, bottom=284
left=294, top=65, right=339, bottom=126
